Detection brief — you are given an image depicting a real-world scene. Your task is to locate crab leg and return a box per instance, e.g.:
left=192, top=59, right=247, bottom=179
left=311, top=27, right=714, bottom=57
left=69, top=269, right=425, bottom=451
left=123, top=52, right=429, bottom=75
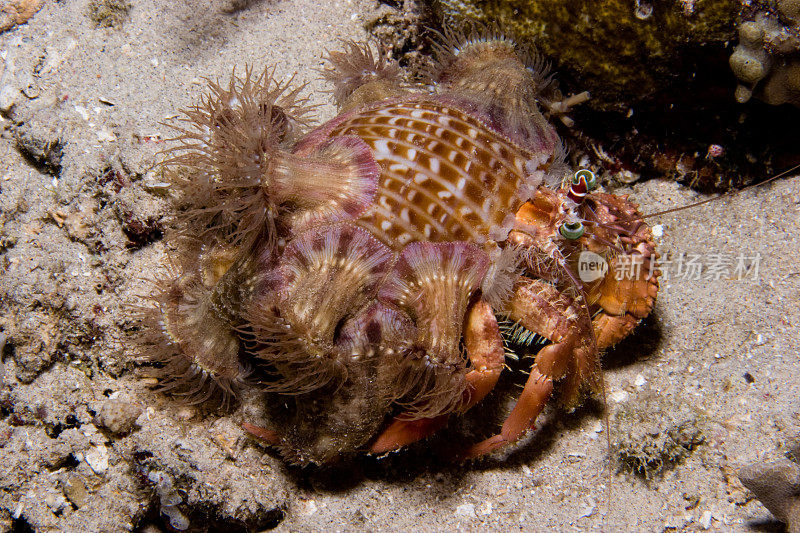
left=593, top=312, right=640, bottom=349
left=242, top=423, right=281, bottom=445
left=460, top=367, right=553, bottom=458
left=368, top=414, right=450, bottom=454
left=369, top=299, right=505, bottom=454
left=459, top=278, right=596, bottom=459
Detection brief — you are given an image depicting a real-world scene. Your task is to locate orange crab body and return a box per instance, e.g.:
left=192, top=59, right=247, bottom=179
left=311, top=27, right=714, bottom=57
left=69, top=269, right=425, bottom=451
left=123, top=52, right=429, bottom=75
left=147, top=33, right=659, bottom=465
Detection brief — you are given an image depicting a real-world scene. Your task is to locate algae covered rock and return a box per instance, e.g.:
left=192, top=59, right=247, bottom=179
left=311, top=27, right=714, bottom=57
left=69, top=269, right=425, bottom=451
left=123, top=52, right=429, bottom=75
left=432, top=0, right=740, bottom=110
left=730, top=3, right=800, bottom=107
left=422, top=0, right=800, bottom=190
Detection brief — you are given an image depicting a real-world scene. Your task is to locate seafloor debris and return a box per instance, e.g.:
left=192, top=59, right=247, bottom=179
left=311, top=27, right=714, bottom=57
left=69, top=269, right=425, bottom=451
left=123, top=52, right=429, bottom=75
left=94, top=398, right=143, bottom=435
left=87, top=0, right=131, bottom=28
left=738, top=450, right=800, bottom=532
left=147, top=470, right=190, bottom=531
left=13, top=119, right=64, bottom=176
left=435, top=0, right=800, bottom=109
left=366, top=0, right=432, bottom=77
left=611, top=392, right=706, bottom=479
left=431, top=0, right=740, bottom=110
left=425, top=0, right=800, bottom=191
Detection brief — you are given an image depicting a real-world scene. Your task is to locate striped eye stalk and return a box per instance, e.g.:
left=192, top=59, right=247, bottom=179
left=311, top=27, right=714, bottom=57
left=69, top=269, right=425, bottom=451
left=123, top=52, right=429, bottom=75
left=566, top=169, right=597, bottom=204
left=559, top=220, right=585, bottom=239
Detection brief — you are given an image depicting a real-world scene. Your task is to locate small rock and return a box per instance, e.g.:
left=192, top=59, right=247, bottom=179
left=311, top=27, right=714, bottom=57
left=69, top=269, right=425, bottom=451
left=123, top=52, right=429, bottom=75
left=175, top=407, right=196, bottom=421
left=84, top=444, right=109, bottom=474
left=699, top=510, right=713, bottom=529
left=96, top=127, right=116, bottom=143
left=74, top=105, right=90, bottom=121
left=455, top=503, right=476, bottom=518
left=44, top=490, right=69, bottom=513
left=13, top=120, right=64, bottom=175
left=87, top=0, right=132, bottom=27
left=479, top=501, right=493, bottom=516
left=739, top=458, right=800, bottom=530
left=790, top=440, right=800, bottom=463
left=610, top=389, right=629, bottom=403
left=161, top=504, right=190, bottom=531
left=0, top=84, right=19, bottom=112
left=61, top=473, right=90, bottom=508
left=299, top=499, right=318, bottom=516
left=135, top=407, right=154, bottom=427
left=588, top=420, right=604, bottom=440
left=95, top=399, right=142, bottom=435
left=63, top=206, right=94, bottom=241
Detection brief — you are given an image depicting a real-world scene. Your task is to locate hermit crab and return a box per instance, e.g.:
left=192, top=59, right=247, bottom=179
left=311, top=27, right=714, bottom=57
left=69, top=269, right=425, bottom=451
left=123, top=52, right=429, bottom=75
left=140, top=29, right=659, bottom=465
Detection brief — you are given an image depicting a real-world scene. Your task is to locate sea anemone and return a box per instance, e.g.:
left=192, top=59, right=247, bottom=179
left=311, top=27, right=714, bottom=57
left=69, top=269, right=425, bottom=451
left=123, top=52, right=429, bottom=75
left=378, top=241, right=490, bottom=419
left=136, top=244, right=251, bottom=407
left=245, top=224, right=395, bottom=393
left=161, top=66, right=381, bottom=257
left=425, top=22, right=559, bottom=154
left=161, top=66, right=314, bottom=254
left=321, top=39, right=405, bottom=109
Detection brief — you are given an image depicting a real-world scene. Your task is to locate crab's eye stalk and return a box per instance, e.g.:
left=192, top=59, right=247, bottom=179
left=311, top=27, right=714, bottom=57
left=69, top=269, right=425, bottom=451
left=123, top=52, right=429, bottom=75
left=560, top=220, right=585, bottom=239
left=568, top=169, right=597, bottom=204
left=575, top=169, right=598, bottom=190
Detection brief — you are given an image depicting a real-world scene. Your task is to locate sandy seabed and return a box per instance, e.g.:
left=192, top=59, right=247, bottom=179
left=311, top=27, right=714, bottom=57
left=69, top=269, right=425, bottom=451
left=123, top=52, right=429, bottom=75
left=0, top=0, right=798, bottom=531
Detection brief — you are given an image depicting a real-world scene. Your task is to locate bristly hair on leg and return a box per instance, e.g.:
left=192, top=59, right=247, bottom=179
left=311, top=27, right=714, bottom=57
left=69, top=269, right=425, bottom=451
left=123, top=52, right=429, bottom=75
left=498, top=318, right=548, bottom=349
left=159, top=66, right=316, bottom=256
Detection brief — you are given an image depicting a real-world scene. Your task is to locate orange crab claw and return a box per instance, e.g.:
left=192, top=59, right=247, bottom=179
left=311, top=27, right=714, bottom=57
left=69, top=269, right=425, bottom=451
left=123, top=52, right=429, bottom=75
left=461, top=300, right=506, bottom=411
left=593, top=312, right=639, bottom=349
left=459, top=276, right=596, bottom=459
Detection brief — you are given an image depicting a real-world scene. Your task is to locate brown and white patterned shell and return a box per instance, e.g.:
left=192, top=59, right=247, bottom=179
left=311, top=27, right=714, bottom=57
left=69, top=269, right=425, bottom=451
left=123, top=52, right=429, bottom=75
left=295, top=96, right=553, bottom=248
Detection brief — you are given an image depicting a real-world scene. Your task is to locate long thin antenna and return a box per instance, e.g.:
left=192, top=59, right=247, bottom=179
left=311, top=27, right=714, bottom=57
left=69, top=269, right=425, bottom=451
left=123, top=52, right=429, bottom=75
left=631, top=163, right=800, bottom=221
